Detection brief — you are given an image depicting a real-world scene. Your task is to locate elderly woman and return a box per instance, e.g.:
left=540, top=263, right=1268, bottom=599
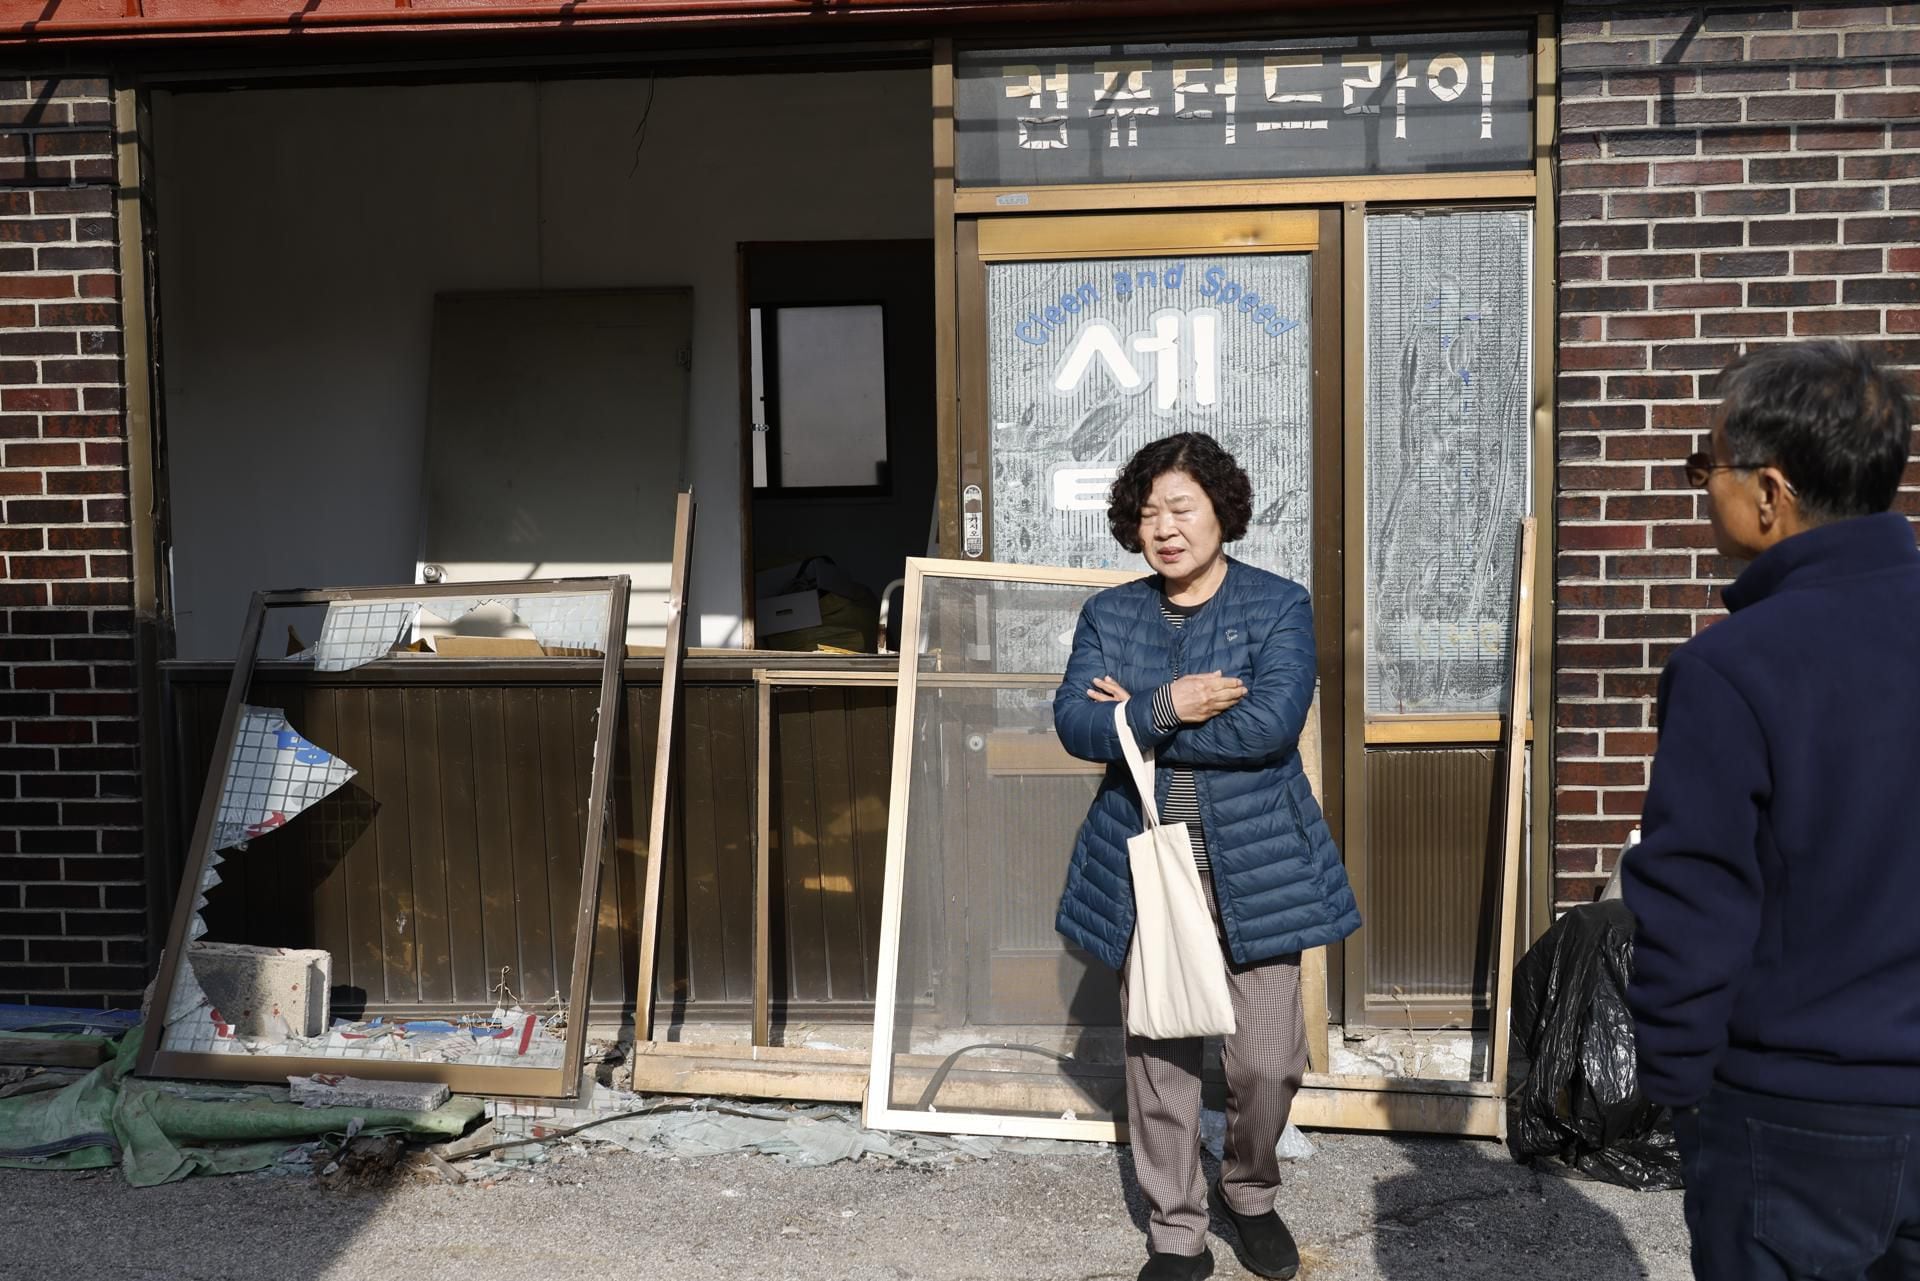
left=1053, top=432, right=1361, bottom=1281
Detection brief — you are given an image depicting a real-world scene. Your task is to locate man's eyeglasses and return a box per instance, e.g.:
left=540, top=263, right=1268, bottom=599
left=1683, top=451, right=1798, bottom=496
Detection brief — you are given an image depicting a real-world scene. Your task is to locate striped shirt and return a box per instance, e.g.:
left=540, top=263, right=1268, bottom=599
left=1150, top=597, right=1209, bottom=874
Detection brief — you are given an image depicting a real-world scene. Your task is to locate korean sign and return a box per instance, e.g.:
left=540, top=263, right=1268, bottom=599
left=955, top=31, right=1534, bottom=189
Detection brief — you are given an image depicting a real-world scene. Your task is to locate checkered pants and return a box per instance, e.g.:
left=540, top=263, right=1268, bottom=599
left=1117, top=874, right=1308, bottom=1256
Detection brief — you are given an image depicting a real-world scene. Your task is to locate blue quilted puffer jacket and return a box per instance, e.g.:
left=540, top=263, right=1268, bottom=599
left=1053, top=558, right=1361, bottom=971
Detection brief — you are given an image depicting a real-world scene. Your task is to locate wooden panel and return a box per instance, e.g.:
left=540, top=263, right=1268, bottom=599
left=846, top=691, right=894, bottom=1004
left=977, top=209, right=1321, bottom=260
left=1363, top=748, right=1502, bottom=1024
left=679, top=690, right=729, bottom=1001
left=774, top=688, right=831, bottom=1002
left=537, top=687, right=584, bottom=1009
left=167, top=669, right=899, bottom=1023
left=433, top=690, right=486, bottom=1005
left=403, top=688, right=453, bottom=1007
left=706, top=687, right=757, bottom=1004
left=468, top=687, right=520, bottom=1006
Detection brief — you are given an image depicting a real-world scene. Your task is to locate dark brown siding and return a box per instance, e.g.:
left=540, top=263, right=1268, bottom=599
left=167, top=665, right=896, bottom=1023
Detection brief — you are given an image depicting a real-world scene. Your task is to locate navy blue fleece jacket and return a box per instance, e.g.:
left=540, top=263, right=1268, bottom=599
left=1623, top=512, right=1920, bottom=1108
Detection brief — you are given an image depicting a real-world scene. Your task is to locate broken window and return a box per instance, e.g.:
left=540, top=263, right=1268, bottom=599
left=143, top=578, right=630, bottom=1098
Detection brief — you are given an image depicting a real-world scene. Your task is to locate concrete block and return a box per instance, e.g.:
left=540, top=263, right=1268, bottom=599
left=187, top=941, right=330, bottom=1039
left=289, top=1074, right=451, bottom=1112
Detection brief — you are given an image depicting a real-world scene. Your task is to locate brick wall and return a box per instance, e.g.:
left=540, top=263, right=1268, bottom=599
left=0, top=75, right=143, bottom=1006
left=1555, top=1, right=1920, bottom=907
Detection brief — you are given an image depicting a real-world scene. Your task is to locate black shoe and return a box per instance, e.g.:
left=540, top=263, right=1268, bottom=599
left=1138, top=1246, right=1214, bottom=1281
left=1208, top=1180, right=1300, bottom=1280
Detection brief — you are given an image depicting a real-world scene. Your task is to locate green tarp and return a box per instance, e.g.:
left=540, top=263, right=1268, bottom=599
left=0, top=1027, right=483, bottom=1186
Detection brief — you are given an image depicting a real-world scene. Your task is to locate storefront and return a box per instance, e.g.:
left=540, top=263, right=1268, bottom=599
left=0, top=2, right=1914, bottom=1045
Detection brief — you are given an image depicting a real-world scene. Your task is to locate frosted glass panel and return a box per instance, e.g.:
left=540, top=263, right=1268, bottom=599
left=984, top=255, right=1313, bottom=584
left=1364, top=210, right=1532, bottom=715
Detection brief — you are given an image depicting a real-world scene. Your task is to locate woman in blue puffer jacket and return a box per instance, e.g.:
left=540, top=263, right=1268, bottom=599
left=1053, top=432, right=1361, bottom=1281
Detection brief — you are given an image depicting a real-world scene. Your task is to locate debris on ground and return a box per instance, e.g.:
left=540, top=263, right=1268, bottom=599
left=290, top=1074, right=451, bottom=1112
left=0, top=1025, right=482, bottom=1187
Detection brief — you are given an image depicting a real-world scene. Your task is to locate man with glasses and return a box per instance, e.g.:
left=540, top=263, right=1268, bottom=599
left=1623, top=340, right=1920, bottom=1280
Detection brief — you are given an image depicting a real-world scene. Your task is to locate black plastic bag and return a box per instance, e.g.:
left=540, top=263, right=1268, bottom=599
left=1506, top=899, right=1684, bottom=1191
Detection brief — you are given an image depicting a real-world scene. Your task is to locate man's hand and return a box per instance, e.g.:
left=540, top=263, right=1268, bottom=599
left=1170, top=672, right=1245, bottom=723
left=1088, top=676, right=1131, bottom=703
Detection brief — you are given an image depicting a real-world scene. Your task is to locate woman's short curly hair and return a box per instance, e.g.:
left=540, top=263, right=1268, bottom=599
left=1107, top=432, right=1254, bottom=554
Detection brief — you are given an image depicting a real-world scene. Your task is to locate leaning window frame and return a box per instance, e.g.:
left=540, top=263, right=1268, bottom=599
left=137, top=575, right=630, bottom=1099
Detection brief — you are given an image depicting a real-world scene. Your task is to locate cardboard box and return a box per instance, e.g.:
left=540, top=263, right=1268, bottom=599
left=755, top=590, right=824, bottom=638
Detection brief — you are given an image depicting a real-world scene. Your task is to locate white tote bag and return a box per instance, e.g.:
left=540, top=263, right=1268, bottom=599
left=1115, top=702, right=1237, bottom=1040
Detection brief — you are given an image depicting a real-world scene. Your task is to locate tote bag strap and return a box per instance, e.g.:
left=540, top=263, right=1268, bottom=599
left=1113, top=701, right=1163, bottom=830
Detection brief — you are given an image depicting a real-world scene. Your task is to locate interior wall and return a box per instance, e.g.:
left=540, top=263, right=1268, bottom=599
left=153, top=70, right=932, bottom=657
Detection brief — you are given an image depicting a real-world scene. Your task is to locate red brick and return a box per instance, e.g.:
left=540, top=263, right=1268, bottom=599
left=1797, top=309, right=1889, bottom=335
left=1655, top=342, right=1743, bottom=370
left=1750, top=279, right=1839, bottom=306
left=1565, top=222, right=1650, bottom=251
left=1800, top=65, right=1888, bottom=91
left=1652, top=220, right=1745, bottom=248
left=1697, top=68, right=1792, bottom=93
left=1564, top=100, right=1652, bottom=129
left=1563, top=344, right=1648, bottom=370
left=1559, top=494, right=1603, bottom=519
left=0, top=472, right=42, bottom=496
left=1797, top=247, right=1889, bottom=276
left=1654, top=159, right=1746, bottom=185
left=1602, top=790, right=1650, bottom=817
left=1608, top=253, right=1700, bottom=280
left=45, top=471, right=123, bottom=496
left=1562, top=315, right=1604, bottom=342
left=1653, top=520, right=1718, bottom=549
left=1795, top=123, right=1889, bottom=150
left=1564, top=161, right=1653, bottom=190
left=1564, top=285, right=1651, bottom=313
left=4, top=442, right=80, bottom=468
left=1796, top=6, right=1891, bottom=26
left=1563, top=403, right=1648, bottom=431
left=1656, top=282, right=1744, bottom=308
left=1606, top=494, right=1694, bottom=520
left=1, top=387, right=75, bottom=412
left=1558, top=642, right=1646, bottom=671
left=1649, top=583, right=1717, bottom=610
left=49, top=581, right=128, bottom=607
left=1796, top=186, right=1886, bottom=215
left=1703, top=188, right=1792, bottom=216
left=1845, top=153, right=1920, bottom=180
left=1749, top=94, right=1839, bottom=122
left=1607, top=432, right=1697, bottom=460
left=1753, top=33, right=1841, bottom=59
left=1560, top=524, right=1649, bottom=551
left=1562, top=39, right=1656, bottom=70
left=1892, top=309, right=1920, bottom=333
left=1749, top=217, right=1841, bottom=245
left=1705, top=126, right=1791, bottom=154
left=1608, top=313, right=1697, bottom=340
left=1847, top=91, right=1920, bottom=119
left=1702, top=309, right=1791, bottom=337
left=1610, top=191, right=1697, bottom=219
left=1562, top=254, right=1603, bottom=283
left=1609, top=554, right=1696, bottom=579
left=0, top=275, right=73, bottom=301
left=1751, top=155, right=1841, bottom=183
left=1846, top=215, right=1920, bottom=243
left=1559, top=788, right=1598, bottom=816
left=1605, top=612, right=1696, bottom=639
